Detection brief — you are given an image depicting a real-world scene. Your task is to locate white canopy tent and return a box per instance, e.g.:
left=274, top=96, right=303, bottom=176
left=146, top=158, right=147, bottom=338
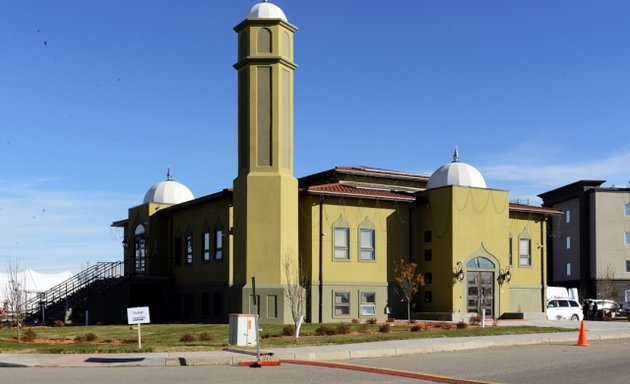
left=0, top=269, right=73, bottom=305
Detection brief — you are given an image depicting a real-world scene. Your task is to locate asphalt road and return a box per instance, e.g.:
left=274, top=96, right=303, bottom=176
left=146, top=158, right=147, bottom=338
left=346, top=338, right=630, bottom=384
left=2, top=339, right=630, bottom=384
left=0, top=364, right=432, bottom=384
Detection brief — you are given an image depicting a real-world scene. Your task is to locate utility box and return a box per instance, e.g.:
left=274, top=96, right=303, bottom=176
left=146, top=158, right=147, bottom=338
left=228, top=313, right=257, bottom=346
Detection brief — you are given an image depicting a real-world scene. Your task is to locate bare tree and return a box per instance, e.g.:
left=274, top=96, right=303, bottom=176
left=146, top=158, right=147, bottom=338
left=394, top=258, right=425, bottom=323
left=3, top=257, right=28, bottom=341
left=598, top=264, right=618, bottom=301
left=282, top=252, right=307, bottom=338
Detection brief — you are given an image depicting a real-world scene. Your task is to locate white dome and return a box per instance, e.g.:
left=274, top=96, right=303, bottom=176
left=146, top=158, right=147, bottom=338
left=246, top=1, right=287, bottom=21
left=143, top=169, right=194, bottom=205
left=426, top=149, right=487, bottom=189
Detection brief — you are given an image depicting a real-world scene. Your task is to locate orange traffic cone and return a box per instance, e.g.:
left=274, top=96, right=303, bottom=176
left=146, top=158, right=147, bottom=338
left=576, top=320, right=589, bottom=346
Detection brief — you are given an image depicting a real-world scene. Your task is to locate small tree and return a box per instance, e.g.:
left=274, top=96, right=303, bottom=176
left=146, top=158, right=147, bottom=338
left=394, top=259, right=425, bottom=322
left=3, top=257, right=28, bottom=341
left=282, top=252, right=307, bottom=338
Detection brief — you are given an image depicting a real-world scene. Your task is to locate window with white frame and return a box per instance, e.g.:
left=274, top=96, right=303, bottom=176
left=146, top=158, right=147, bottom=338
left=215, top=229, right=223, bottom=261
left=519, top=238, right=531, bottom=266
left=202, top=231, right=211, bottom=262
left=185, top=235, right=193, bottom=265
left=334, top=227, right=350, bottom=260
left=360, top=292, right=376, bottom=316
left=566, top=236, right=571, bottom=250
left=625, top=232, right=630, bottom=245
left=334, top=291, right=350, bottom=316
left=134, top=224, right=146, bottom=274
left=566, top=263, right=571, bottom=276
left=565, top=210, right=571, bottom=223
left=359, top=228, right=375, bottom=261
left=625, top=203, right=630, bottom=216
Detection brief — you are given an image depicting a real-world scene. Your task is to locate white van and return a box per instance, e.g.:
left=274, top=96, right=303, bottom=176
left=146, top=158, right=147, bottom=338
left=546, top=298, right=583, bottom=320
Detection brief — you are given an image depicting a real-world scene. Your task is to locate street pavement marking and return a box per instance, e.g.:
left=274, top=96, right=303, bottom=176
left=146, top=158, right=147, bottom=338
left=283, top=359, right=502, bottom=384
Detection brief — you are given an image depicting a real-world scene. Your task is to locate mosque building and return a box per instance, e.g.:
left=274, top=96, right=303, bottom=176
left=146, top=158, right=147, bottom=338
left=106, top=1, right=560, bottom=325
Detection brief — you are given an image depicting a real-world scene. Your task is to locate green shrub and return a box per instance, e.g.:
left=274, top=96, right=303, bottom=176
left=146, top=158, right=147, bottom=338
left=437, top=322, right=452, bottom=330
left=357, top=324, right=370, bottom=334
left=315, top=326, right=336, bottom=336
left=282, top=325, right=295, bottom=337
left=179, top=333, right=195, bottom=342
left=336, top=323, right=352, bottom=335
left=74, top=335, right=87, bottom=343
left=85, top=332, right=98, bottom=342
left=22, top=328, right=37, bottom=342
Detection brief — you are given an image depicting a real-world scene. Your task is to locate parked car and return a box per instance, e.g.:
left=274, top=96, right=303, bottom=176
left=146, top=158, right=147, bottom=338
left=546, top=298, right=583, bottom=320
left=585, top=299, right=621, bottom=320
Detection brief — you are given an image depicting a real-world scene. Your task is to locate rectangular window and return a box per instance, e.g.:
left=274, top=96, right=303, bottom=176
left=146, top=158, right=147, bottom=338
left=625, top=203, right=630, bottom=216
left=508, top=237, right=513, bottom=266
left=359, top=229, right=375, bottom=260
left=185, top=235, right=193, bottom=265
left=334, top=227, right=350, bottom=260
left=266, top=295, right=278, bottom=318
left=174, top=237, right=182, bottom=266
left=424, top=249, right=432, bottom=261
left=203, top=231, right=211, bottom=262
left=566, top=263, right=571, bottom=277
left=566, top=236, right=571, bottom=250
left=424, top=272, right=433, bottom=284
left=626, top=260, right=630, bottom=273
left=201, top=292, right=209, bottom=316
left=212, top=291, right=223, bottom=316
left=184, top=293, right=192, bottom=316
left=519, top=238, right=531, bottom=266
left=360, top=292, right=376, bottom=316
left=625, top=232, right=630, bottom=245
left=334, top=291, right=350, bottom=316
left=565, top=210, right=571, bottom=223
left=215, top=229, right=223, bottom=261
left=424, top=230, right=432, bottom=243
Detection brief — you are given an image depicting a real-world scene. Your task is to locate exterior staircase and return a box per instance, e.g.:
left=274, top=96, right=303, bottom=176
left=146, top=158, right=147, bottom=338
left=25, top=261, right=124, bottom=324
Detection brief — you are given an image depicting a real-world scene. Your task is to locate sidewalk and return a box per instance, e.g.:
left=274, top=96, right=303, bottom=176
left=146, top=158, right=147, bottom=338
left=2, top=320, right=629, bottom=368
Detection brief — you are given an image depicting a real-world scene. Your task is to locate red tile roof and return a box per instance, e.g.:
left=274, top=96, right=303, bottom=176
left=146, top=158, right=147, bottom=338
left=303, top=183, right=416, bottom=202
left=509, top=202, right=562, bottom=215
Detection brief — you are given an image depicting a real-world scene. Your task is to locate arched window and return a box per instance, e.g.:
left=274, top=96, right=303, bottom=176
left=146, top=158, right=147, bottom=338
left=467, top=257, right=495, bottom=269
left=333, top=216, right=350, bottom=260
left=257, top=28, right=272, bottom=53
left=134, top=224, right=146, bottom=274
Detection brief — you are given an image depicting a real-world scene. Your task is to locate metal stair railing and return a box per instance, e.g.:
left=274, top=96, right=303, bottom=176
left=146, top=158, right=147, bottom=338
left=24, top=261, right=124, bottom=318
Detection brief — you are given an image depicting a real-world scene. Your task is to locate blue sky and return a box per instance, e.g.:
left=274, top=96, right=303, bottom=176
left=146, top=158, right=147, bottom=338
left=1, top=1, right=629, bottom=273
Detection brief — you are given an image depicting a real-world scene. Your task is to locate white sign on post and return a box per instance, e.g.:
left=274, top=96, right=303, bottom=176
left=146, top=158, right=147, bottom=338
left=127, top=306, right=150, bottom=349
left=127, top=306, right=151, bottom=324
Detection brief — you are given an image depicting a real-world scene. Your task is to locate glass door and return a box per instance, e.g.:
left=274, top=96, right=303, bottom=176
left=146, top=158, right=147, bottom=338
left=467, top=271, right=494, bottom=318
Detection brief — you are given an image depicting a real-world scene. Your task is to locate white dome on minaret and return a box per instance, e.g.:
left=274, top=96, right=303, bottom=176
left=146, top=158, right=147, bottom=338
left=143, top=168, right=194, bottom=205
left=426, top=148, right=487, bottom=189
left=246, top=1, right=287, bottom=21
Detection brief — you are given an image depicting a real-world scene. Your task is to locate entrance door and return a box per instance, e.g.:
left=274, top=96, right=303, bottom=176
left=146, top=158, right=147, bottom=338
left=467, top=271, right=494, bottom=318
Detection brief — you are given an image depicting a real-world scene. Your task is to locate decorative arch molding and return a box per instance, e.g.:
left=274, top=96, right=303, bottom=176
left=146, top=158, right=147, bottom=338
left=464, top=243, right=499, bottom=270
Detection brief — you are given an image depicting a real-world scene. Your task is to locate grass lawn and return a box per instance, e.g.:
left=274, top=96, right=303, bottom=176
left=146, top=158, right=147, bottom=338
left=0, top=321, right=575, bottom=354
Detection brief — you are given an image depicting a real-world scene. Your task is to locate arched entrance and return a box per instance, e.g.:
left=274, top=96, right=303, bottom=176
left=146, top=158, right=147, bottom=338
left=466, top=257, right=495, bottom=318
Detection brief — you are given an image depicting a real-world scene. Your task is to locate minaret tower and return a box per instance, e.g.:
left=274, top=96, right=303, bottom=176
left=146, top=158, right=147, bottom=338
left=232, top=1, right=298, bottom=324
